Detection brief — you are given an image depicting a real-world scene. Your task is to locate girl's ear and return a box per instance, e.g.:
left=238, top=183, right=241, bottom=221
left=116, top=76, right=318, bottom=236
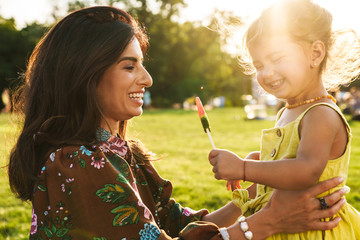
left=310, top=40, right=326, bottom=68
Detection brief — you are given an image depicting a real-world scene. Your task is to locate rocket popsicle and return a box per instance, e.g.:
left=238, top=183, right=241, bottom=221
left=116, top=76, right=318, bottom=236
left=195, top=96, right=242, bottom=191
left=195, top=97, right=215, bottom=148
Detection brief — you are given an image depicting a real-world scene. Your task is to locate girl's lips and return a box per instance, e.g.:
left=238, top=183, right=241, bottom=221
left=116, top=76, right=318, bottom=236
left=270, top=79, right=283, bottom=88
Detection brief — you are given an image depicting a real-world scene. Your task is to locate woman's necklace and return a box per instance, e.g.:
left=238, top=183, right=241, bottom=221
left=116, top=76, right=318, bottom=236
left=285, top=94, right=336, bottom=109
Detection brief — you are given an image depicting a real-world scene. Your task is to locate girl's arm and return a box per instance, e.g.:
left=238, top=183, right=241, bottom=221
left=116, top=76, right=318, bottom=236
left=209, top=106, right=347, bottom=190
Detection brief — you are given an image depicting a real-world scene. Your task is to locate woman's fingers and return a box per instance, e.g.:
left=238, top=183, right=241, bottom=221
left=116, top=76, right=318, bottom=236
left=313, top=198, right=346, bottom=220
left=266, top=177, right=347, bottom=233
left=322, top=187, right=347, bottom=207
left=308, top=216, right=342, bottom=231
left=307, top=177, right=344, bottom=197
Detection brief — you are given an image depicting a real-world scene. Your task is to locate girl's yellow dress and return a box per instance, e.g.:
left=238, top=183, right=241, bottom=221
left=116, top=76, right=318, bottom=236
left=233, top=103, right=360, bottom=239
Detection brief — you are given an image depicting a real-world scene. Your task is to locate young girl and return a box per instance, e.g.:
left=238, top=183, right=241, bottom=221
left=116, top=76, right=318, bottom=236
left=209, top=0, right=360, bottom=239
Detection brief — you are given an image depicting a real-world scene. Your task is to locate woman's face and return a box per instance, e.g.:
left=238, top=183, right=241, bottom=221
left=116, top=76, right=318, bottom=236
left=96, top=38, right=152, bottom=131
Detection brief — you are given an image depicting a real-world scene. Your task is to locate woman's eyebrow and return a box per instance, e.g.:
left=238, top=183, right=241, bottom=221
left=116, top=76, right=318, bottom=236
left=117, top=56, right=143, bottom=63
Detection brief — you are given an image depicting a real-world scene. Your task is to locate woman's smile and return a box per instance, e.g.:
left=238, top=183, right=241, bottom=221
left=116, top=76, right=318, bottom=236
left=129, top=92, right=145, bottom=105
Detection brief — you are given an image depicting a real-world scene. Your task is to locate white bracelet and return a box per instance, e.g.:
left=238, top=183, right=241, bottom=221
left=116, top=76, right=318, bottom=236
left=238, top=216, right=253, bottom=240
left=219, top=227, right=230, bottom=240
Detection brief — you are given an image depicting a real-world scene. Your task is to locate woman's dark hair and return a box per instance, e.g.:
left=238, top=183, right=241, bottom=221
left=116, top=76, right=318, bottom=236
left=8, top=6, right=150, bottom=201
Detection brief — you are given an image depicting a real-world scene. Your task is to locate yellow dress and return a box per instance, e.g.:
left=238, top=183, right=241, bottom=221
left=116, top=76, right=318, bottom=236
left=233, top=103, right=360, bottom=239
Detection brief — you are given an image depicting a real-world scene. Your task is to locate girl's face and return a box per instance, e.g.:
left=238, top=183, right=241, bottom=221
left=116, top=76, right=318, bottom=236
left=96, top=38, right=152, bottom=131
left=249, top=34, right=320, bottom=104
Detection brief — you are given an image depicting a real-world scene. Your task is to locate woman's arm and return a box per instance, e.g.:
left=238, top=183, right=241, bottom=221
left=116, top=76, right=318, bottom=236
left=180, top=177, right=345, bottom=240
left=226, top=177, right=346, bottom=239
left=202, top=201, right=242, bottom=228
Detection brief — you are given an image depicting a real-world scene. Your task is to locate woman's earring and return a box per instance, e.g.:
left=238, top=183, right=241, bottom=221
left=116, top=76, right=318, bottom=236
left=313, top=62, right=317, bottom=67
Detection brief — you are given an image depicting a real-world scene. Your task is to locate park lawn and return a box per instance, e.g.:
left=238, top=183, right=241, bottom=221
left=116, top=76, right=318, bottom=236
left=0, top=108, right=359, bottom=239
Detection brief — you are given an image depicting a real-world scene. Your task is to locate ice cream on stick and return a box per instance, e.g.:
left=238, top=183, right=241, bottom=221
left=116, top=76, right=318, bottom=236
left=195, top=97, right=211, bottom=133
left=195, top=97, right=215, bottom=148
left=196, top=96, right=241, bottom=191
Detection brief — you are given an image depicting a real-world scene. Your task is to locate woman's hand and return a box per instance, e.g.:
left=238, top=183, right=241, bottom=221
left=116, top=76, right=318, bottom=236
left=265, top=176, right=346, bottom=233
left=227, top=177, right=347, bottom=239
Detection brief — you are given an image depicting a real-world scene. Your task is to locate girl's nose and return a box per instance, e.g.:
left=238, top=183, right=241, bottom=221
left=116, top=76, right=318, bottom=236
left=262, top=66, right=275, bottom=79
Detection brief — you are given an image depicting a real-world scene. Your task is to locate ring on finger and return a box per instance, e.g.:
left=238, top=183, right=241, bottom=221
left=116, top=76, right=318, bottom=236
left=319, top=197, right=328, bottom=210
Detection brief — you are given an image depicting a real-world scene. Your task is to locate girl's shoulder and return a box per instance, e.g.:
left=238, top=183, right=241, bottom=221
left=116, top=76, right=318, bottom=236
left=301, top=103, right=347, bottom=124
left=300, top=103, right=350, bottom=134
left=276, top=103, right=349, bottom=130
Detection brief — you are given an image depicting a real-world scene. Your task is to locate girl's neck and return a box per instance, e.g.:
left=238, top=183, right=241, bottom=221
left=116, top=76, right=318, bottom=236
left=286, top=77, right=326, bottom=105
left=285, top=94, right=335, bottom=109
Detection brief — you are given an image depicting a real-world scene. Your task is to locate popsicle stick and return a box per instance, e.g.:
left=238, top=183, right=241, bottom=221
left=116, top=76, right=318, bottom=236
left=206, top=129, right=215, bottom=149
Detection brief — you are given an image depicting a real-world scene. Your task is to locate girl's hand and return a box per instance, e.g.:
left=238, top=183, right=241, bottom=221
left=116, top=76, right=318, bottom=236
left=225, top=151, right=260, bottom=191
left=208, top=149, right=244, bottom=181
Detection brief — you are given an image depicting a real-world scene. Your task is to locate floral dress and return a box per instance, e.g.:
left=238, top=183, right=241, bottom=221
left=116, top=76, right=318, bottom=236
left=30, top=130, right=224, bottom=240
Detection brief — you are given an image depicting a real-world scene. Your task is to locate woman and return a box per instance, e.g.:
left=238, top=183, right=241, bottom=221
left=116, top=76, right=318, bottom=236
left=8, top=6, right=346, bottom=240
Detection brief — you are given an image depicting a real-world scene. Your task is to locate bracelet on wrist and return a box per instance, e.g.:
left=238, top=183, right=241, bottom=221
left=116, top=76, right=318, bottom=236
left=238, top=216, right=253, bottom=240
left=219, top=227, right=230, bottom=240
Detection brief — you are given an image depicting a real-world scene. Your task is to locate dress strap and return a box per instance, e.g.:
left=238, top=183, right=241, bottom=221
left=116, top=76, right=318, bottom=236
left=276, top=107, right=286, bottom=121
left=296, top=103, right=351, bottom=134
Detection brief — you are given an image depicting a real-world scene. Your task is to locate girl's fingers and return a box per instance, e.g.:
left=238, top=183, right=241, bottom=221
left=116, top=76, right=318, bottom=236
left=208, top=149, right=219, bottom=161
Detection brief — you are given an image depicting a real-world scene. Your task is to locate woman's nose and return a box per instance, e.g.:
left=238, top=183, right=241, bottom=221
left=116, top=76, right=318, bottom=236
left=138, top=67, right=153, bottom=87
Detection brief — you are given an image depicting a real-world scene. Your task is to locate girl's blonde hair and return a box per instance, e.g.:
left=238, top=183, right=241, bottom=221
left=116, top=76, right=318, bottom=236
left=240, top=0, right=360, bottom=90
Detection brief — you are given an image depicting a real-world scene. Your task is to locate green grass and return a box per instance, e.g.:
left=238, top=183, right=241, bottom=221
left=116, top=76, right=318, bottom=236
left=1, top=108, right=360, bottom=239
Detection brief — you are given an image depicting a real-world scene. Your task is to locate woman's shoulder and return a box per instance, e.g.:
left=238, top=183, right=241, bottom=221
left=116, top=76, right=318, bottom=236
left=48, top=145, right=100, bottom=160
left=42, top=144, right=106, bottom=172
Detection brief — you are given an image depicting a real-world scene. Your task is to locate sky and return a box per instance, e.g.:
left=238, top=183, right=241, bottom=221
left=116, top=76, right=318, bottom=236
left=0, top=0, right=359, bottom=31
left=0, top=0, right=359, bottom=39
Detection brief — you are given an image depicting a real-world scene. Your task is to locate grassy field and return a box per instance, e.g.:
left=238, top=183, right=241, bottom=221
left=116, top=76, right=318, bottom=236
left=1, top=108, right=359, bottom=239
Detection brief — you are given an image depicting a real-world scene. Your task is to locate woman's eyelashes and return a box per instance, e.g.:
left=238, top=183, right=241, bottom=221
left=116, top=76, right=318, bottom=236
left=124, top=65, right=135, bottom=70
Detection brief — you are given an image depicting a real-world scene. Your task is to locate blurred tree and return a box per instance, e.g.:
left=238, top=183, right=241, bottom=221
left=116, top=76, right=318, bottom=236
left=120, top=1, right=251, bottom=106
left=44, top=0, right=252, bottom=107
left=0, top=17, right=45, bottom=110
left=0, top=16, right=48, bottom=110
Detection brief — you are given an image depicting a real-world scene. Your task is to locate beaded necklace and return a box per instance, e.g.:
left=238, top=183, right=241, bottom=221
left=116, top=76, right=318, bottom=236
left=285, top=94, right=336, bottom=109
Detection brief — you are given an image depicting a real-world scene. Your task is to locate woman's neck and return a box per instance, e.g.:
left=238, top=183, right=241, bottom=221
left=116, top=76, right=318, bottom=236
left=99, top=119, right=119, bottom=136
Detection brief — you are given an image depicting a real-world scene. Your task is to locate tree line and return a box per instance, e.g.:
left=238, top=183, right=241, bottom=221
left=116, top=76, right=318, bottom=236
left=0, top=0, right=253, bottom=109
